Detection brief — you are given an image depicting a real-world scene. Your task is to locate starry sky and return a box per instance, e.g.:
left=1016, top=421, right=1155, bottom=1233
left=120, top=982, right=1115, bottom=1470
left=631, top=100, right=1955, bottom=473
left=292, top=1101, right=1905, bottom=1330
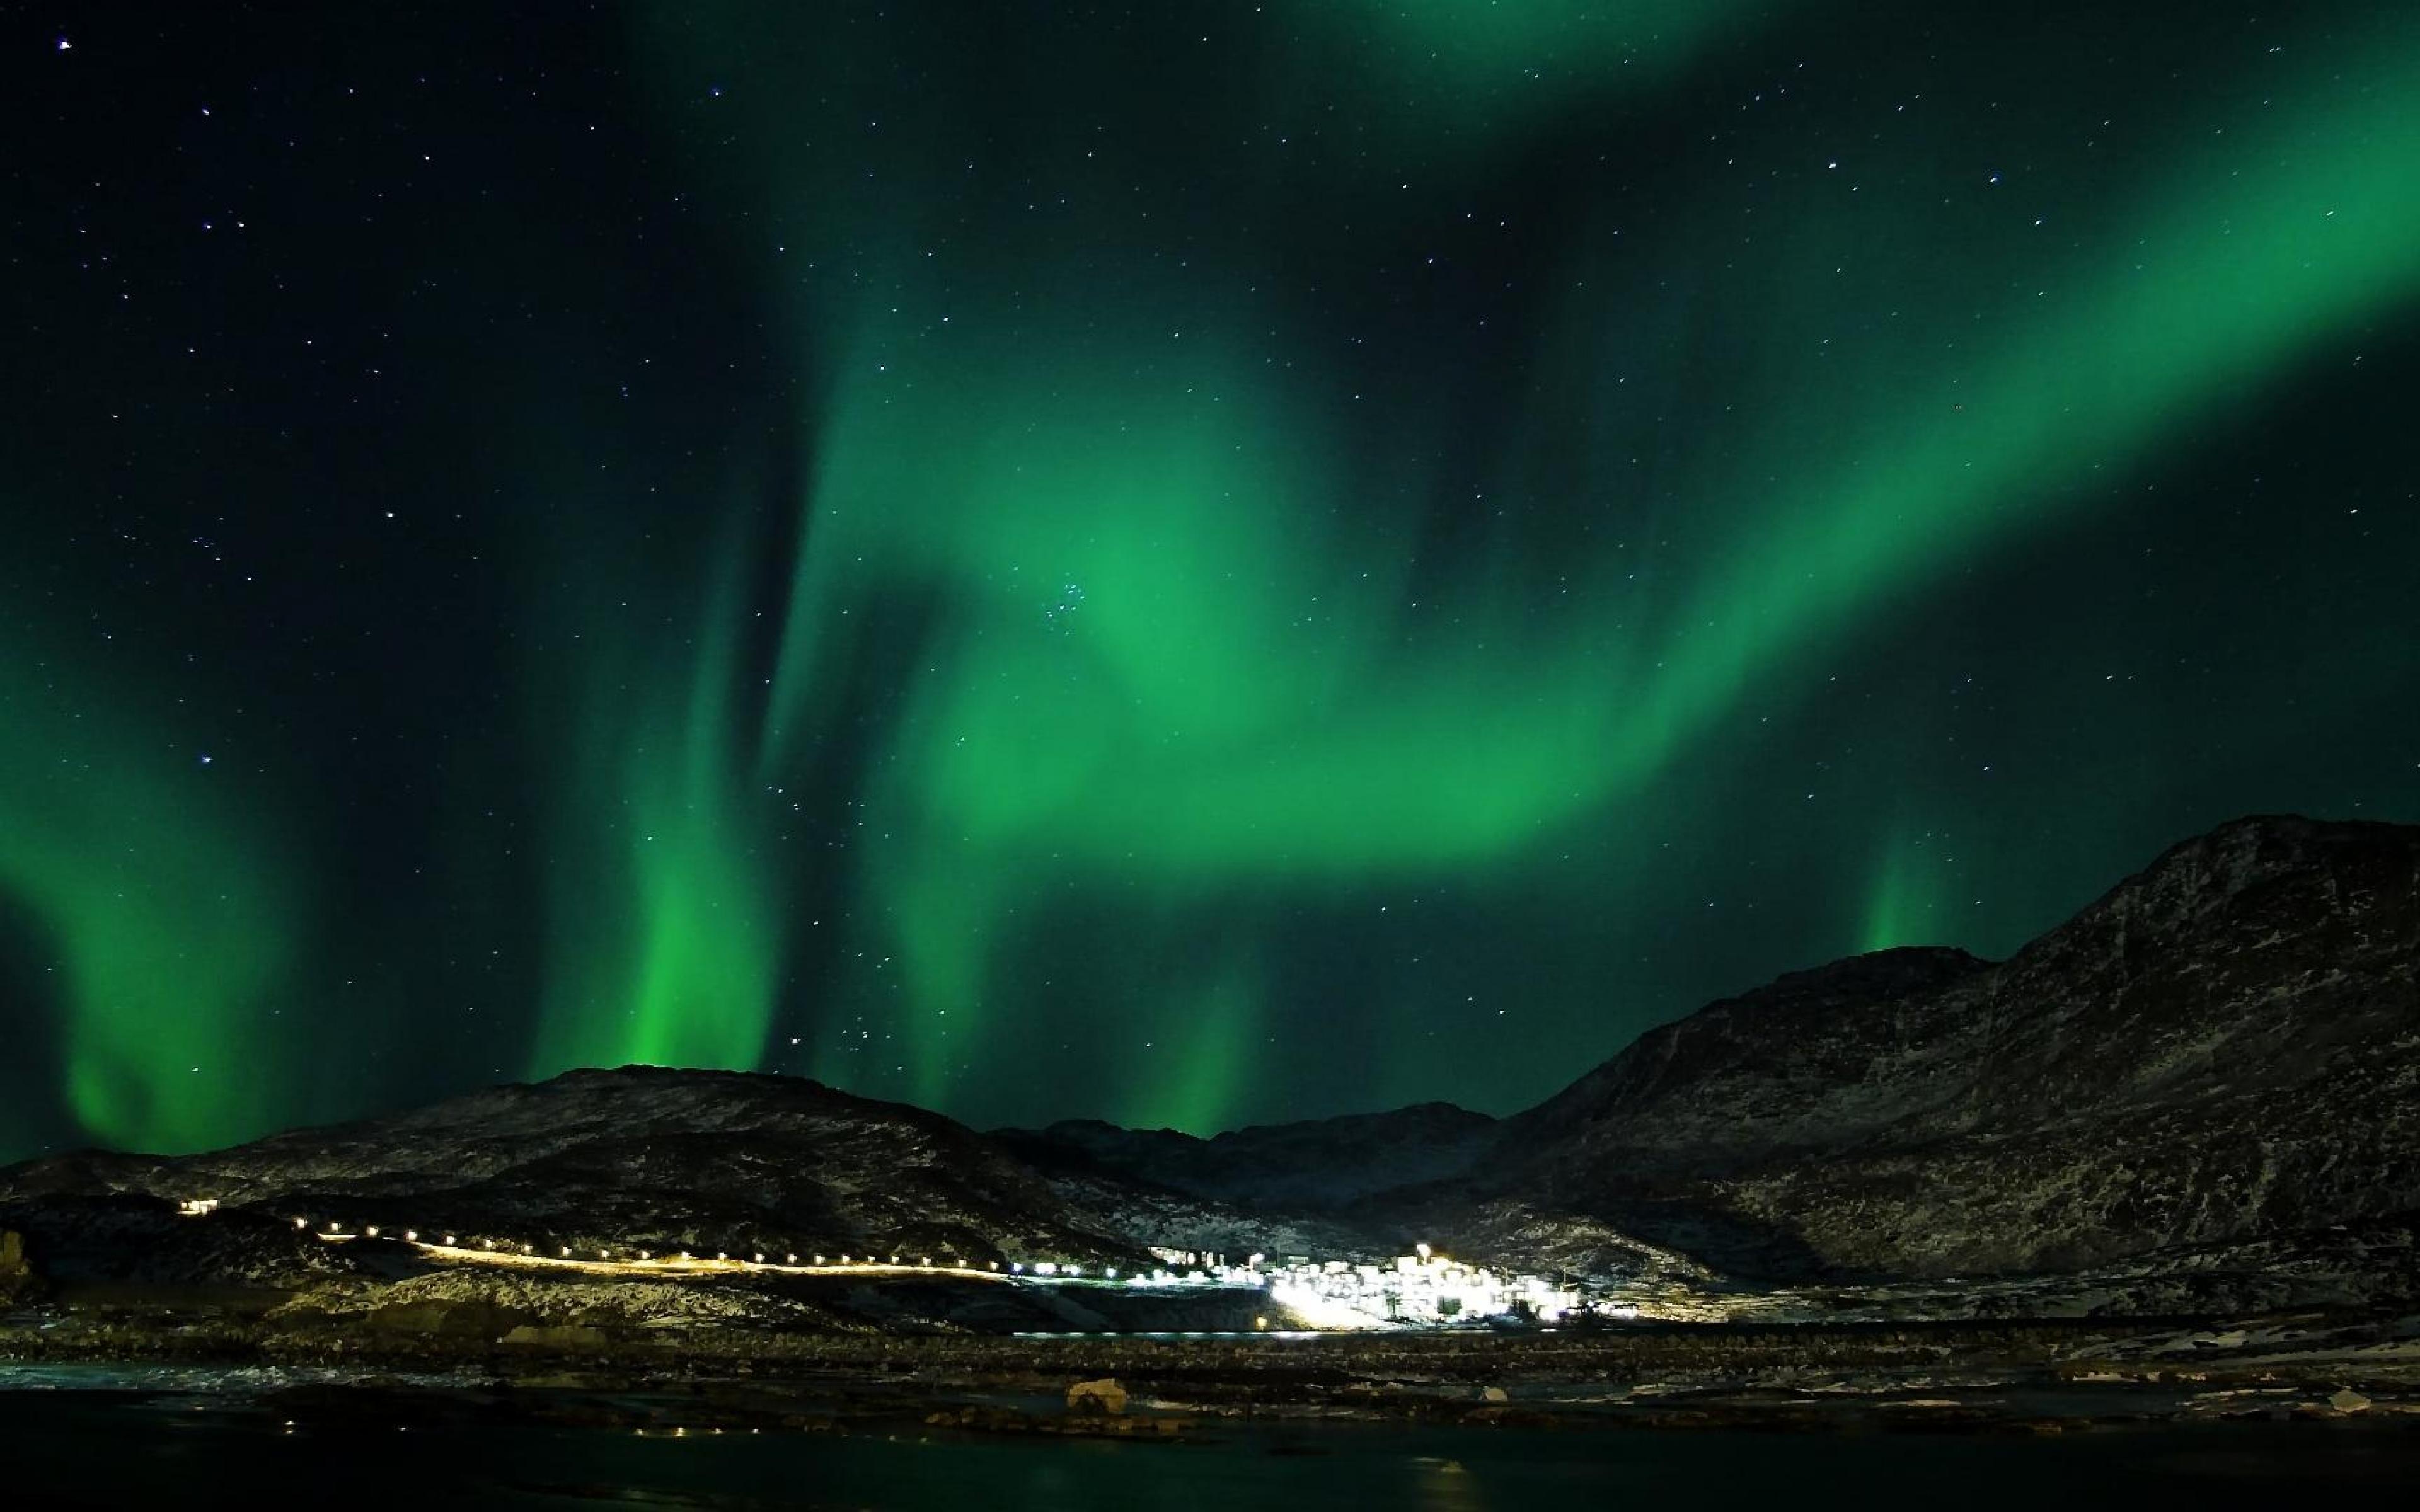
left=3, top=3, right=2415, bottom=1159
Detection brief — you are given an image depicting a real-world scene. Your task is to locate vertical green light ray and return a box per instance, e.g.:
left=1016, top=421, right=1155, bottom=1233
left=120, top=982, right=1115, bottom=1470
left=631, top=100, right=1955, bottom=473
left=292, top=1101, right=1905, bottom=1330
left=1119, top=962, right=1258, bottom=1137
left=1860, top=825, right=1946, bottom=953
left=0, top=636, right=298, bottom=1152
left=528, top=522, right=784, bottom=1078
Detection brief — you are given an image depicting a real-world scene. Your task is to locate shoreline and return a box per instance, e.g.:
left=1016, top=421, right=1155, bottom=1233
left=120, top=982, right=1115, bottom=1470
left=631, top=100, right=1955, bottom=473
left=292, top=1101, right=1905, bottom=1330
left=8, top=1302, right=2418, bottom=1438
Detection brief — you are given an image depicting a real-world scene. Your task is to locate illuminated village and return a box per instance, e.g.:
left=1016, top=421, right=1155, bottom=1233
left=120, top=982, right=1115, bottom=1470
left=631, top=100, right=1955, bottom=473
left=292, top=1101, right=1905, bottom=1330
left=1146, top=1245, right=1586, bottom=1329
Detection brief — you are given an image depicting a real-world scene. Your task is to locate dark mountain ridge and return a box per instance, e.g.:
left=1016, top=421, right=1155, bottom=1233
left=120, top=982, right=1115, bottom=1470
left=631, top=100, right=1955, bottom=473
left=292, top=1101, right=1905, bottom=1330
left=996, top=1101, right=1500, bottom=1213
left=0, top=1069, right=1168, bottom=1278
left=4, top=813, right=2413, bottom=1312
left=1468, top=815, right=2419, bottom=1279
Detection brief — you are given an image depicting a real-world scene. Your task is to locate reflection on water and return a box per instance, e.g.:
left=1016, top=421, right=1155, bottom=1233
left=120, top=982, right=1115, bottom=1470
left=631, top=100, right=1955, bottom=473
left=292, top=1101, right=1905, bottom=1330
left=1412, top=1453, right=1489, bottom=1512
left=0, top=1380, right=2412, bottom=1510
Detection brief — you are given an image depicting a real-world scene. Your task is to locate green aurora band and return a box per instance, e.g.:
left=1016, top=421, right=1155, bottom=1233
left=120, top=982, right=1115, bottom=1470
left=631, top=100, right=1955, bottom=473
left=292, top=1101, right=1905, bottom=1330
left=6, top=4, right=2416, bottom=1152
left=706, top=18, right=2420, bottom=1121
left=0, top=634, right=299, bottom=1152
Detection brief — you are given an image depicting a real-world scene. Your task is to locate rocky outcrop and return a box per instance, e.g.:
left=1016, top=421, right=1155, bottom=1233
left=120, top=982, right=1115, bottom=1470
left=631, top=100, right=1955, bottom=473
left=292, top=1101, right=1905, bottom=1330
left=1065, top=1377, right=1127, bottom=1415
left=0, top=1227, right=31, bottom=1302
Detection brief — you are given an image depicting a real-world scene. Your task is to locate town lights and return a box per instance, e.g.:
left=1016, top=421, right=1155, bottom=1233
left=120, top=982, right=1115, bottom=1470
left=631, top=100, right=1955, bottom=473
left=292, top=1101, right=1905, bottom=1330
left=786, top=1254, right=797, bottom=1265
left=366, top=1226, right=379, bottom=1237
left=443, top=1235, right=456, bottom=1246
left=294, top=1217, right=308, bottom=1230
left=1416, top=1242, right=1431, bottom=1261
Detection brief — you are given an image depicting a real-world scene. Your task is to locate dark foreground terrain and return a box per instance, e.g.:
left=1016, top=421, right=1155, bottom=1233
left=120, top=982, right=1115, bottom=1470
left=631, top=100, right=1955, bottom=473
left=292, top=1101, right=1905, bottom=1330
left=2, top=813, right=2414, bottom=1499
left=6, top=1280, right=2419, bottom=1437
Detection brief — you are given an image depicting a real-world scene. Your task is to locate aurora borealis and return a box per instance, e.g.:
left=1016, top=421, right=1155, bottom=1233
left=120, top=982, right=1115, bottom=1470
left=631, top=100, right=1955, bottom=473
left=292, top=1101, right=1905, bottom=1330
left=2, top=4, right=2414, bottom=1157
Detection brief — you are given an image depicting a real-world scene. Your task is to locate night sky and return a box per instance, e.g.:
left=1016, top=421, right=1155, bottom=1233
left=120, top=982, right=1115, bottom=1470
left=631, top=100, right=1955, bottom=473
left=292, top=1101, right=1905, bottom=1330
left=3, top=3, right=2416, bottom=1160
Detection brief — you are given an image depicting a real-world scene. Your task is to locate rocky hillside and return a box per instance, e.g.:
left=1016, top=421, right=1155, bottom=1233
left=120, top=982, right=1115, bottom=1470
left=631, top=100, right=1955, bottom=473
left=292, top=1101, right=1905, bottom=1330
left=1483, top=815, right=2420, bottom=1280
left=0, top=1068, right=1226, bottom=1285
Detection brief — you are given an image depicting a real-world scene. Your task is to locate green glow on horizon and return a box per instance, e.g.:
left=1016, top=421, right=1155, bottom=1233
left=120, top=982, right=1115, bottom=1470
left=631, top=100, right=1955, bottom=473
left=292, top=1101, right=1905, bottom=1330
left=0, top=636, right=297, bottom=1152
left=1121, top=964, right=1258, bottom=1138
left=1860, top=828, right=1943, bottom=954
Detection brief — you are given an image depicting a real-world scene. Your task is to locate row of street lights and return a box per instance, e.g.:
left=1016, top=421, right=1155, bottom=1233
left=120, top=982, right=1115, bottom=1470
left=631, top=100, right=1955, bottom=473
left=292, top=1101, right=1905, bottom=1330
left=262, top=1208, right=1126, bottom=1281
